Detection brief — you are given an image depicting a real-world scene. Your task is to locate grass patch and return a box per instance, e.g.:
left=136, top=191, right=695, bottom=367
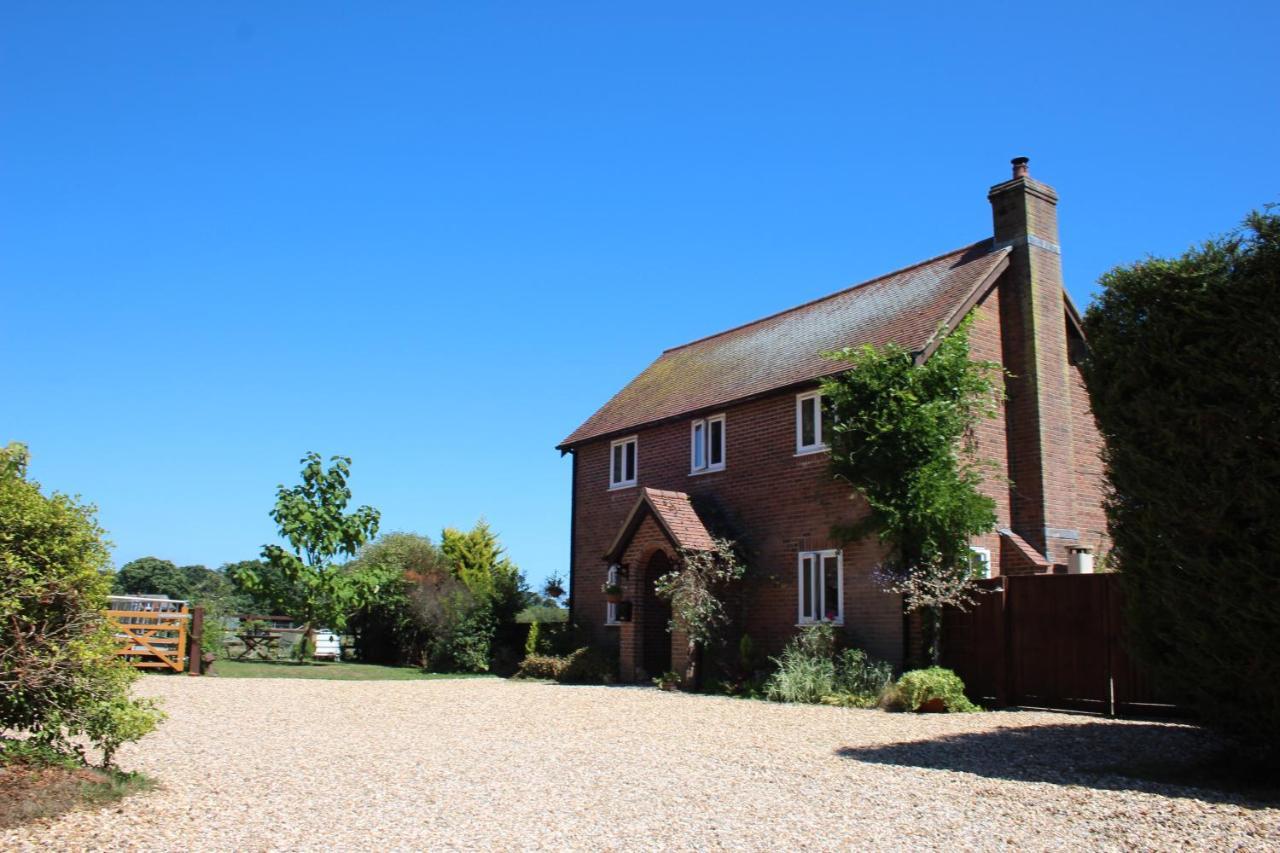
left=207, top=659, right=495, bottom=681
left=0, top=760, right=155, bottom=829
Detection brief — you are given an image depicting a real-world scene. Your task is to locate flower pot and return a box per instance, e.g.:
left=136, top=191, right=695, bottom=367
left=605, top=592, right=623, bottom=604
left=916, top=697, right=947, bottom=713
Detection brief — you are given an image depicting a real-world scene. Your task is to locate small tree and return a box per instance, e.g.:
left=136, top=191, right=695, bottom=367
left=654, top=538, right=747, bottom=686
left=0, top=442, right=163, bottom=767
left=1081, top=208, right=1280, bottom=758
left=229, top=452, right=380, bottom=649
left=821, top=316, right=1002, bottom=665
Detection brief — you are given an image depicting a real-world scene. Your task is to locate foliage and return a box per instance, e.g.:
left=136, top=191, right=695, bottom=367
left=894, top=667, right=980, bottom=713
left=542, top=572, right=566, bottom=600
left=764, top=624, right=895, bottom=708
left=0, top=442, right=163, bottom=767
left=822, top=316, right=1002, bottom=664
left=1081, top=208, right=1280, bottom=756
left=525, top=621, right=541, bottom=657
left=516, top=604, right=567, bottom=624
left=112, top=557, right=188, bottom=599
left=210, top=659, right=486, bottom=680
left=556, top=646, right=616, bottom=684
left=653, top=671, right=680, bottom=689
left=832, top=648, right=895, bottom=699
left=230, top=452, right=380, bottom=639
left=343, top=532, right=444, bottom=664
left=441, top=519, right=526, bottom=624
left=515, top=654, right=565, bottom=680
left=0, top=739, right=156, bottom=830
left=513, top=647, right=615, bottom=684
left=425, top=595, right=494, bottom=673
left=654, top=538, right=747, bottom=684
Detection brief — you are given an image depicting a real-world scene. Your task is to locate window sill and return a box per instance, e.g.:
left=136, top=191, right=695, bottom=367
left=608, top=482, right=637, bottom=491
left=688, top=466, right=726, bottom=477
left=796, top=620, right=844, bottom=628
left=604, top=622, right=622, bottom=628
left=794, top=446, right=830, bottom=458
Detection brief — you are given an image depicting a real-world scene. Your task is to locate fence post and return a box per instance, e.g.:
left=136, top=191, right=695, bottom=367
left=188, top=606, right=204, bottom=676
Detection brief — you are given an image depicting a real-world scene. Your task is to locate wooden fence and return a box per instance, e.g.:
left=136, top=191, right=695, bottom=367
left=941, top=573, right=1180, bottom=716
left=106, top=597, right=206, bottom=674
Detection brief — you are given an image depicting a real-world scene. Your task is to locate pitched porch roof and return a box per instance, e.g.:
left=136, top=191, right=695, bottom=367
left=604, top=488, right=716, bottom=563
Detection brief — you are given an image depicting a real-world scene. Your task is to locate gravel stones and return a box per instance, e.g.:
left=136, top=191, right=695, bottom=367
left=3, top=677, right=1275, bottom=851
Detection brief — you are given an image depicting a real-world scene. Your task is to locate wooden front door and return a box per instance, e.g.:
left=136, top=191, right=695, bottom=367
left=641, top=550, right=673, bottom=678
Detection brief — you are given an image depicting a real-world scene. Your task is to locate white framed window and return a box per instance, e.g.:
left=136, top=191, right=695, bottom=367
left=969, top=546, right=992, bottom=579
left=795, top=391, right=828, bottom=454
left=609, top=436, right=637, bottom=489
left=798, top=549, right=843, bottom=625
left=690, top=414, right=726, bottom=474
left=605, top=564, right=621, bottom=625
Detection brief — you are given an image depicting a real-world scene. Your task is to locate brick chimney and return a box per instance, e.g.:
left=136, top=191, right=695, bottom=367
left=988, top=157, right=1077, bottom=565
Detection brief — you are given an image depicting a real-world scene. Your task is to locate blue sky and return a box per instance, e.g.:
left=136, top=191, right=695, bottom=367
left=3, top=2, right=1276, bottom=590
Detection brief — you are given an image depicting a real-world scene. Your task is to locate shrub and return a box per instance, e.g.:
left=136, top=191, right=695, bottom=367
left=833, top=648, right=895, bottom=698
left=0, top=443, right=164, bottom=767
left=525, top=621, right=541, bottom=658
left=765, top=625, right=897, bottom=707
left=556, top=647, right=615, bottom=685
left=766, top=653, right=836, bottom=704
left=1081, top=209, right=1280, bottom=758
left=515, top=655, right=565, bottom=680
left=894, top=667, right=979, bottom=713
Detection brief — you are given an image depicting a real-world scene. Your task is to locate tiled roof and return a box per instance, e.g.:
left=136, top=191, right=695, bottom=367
left=605, top=488, right=716, bottom=561
left=560, top=240, right=1010, bottom=449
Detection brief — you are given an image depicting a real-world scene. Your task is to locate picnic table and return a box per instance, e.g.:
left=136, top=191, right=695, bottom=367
left=233, top=630, right=281, bottom=660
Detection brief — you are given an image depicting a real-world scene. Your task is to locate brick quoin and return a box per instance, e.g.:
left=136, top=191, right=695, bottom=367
left=561, top=159, right=1110, bottom=680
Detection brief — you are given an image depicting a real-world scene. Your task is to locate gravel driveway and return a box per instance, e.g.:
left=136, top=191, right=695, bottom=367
left=4, top=677, right=1275, bottom=851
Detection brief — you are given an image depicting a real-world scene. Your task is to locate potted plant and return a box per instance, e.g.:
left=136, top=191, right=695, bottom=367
left=602, top=582, right=624, bottom=604
left=543, top=573, right=566, bottom=600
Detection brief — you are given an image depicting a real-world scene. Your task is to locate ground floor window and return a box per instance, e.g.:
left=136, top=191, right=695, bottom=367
left=605, top=564, right=621, bottom=625
left=798, top=549, right=842, bottom=624
left=969, top=546, right=992, bottom=579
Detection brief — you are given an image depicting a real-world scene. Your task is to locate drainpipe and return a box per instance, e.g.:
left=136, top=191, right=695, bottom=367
left=567, top=448, right=578, bottom=625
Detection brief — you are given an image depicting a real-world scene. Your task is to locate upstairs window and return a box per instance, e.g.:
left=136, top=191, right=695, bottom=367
left=798, top=549, right=843, bottom=625
left=795, top=391, right=828, bottom=454
left=609, top=436, right=637, bottom=489
left=690, top=414, right=726, bottom=473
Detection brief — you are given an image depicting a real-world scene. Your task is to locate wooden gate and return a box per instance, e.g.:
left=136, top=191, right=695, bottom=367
left=107, top=601, right=190, bottom=672
left=941, top=573, right=1181, bottom=715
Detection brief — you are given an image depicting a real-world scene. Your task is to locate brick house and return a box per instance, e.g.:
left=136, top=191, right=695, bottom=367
left=556, top=159, right=1108, bottom=682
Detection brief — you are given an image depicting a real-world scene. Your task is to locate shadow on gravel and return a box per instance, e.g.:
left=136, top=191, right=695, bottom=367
left=836, top=721, right=1279, bottom=808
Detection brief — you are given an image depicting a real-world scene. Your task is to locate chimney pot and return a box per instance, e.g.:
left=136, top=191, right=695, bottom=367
left=1012, top=156, right=1030, bottom=179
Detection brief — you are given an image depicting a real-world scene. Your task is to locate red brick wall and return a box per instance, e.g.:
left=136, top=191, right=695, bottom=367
left=1069, top=351, right=1111, bottom=559
left=571, top=387, right=905, bottom=671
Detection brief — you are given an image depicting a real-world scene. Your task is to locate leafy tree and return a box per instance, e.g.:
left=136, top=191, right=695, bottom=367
left=229, top=453, right=380, bottom=646
left=821, top=316, right=1002, bottom=665
left=441, top=520, right=526, bottom=622
left=654, top=538, right=747, bottom=686
left=0, top=442, right=162, bottom=767
left=1081, top=208, right=1280, bottom=758
left=344, top=532, right=452, bottom=664
left=113, top=556, right=190, bottom=599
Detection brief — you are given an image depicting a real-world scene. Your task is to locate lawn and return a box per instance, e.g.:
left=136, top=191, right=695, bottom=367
left=207, top=659, right=493, bottom=681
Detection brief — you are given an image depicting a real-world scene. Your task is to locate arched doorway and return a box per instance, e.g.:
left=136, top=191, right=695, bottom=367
left=641, top=550, right=673, bottom=678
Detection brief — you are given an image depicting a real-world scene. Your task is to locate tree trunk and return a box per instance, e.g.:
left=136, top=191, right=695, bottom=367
left=924, top=605, right=943, bottom=667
